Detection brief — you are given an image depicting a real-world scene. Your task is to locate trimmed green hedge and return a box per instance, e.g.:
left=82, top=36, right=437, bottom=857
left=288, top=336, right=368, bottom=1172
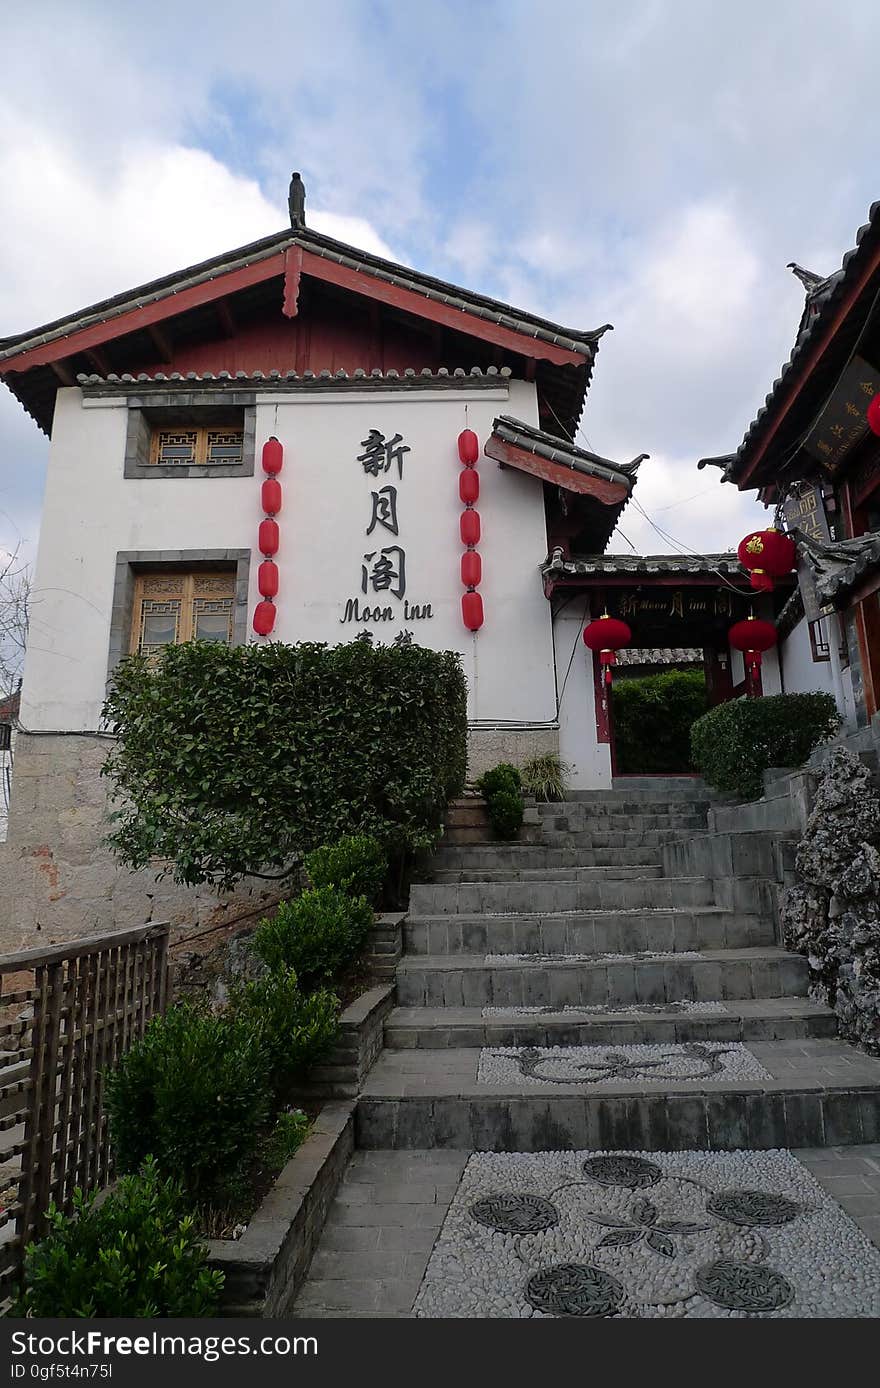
left=102, top=639, right=467, bottom=888
left=613, top=669, right=707, bottom=774
left=690, top=692, right=840, bottom=799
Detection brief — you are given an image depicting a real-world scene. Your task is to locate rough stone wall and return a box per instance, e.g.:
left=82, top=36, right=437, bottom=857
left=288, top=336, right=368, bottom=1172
left=781, top=747, right=880, bottom=1054
left=467, top=726, right=559, bottom=780
left=0, top=732, right=282, bottom=953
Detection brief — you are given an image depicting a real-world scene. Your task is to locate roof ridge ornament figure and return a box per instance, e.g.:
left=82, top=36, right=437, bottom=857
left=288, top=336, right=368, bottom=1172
left=288, top=172, right=306, bottom=230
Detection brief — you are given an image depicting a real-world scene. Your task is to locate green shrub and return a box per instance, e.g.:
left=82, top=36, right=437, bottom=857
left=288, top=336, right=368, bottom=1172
left=487, top=788, right=525, bottom=838
left=228, top=967, right=339, bottom=1100
left=260, top=1109, right=311, bottom=1173
left=250, top=887, right=374, bottom=988
left=101, top=639, right=467, bottom=888
left=106, top=1003, right=271, bottom=1210
left=477, top=764, right=525, bottom=838
left=691, top=692, right=840, bottom=799
left=305, top=833, right=387, bottom=904
left=613, top=669, right=708, bottom=774
left=17, top=1158, right=223, bottom=1318
left=477, top=763, right=522, bottom=799
left=520, top=753, right=570, bottom=802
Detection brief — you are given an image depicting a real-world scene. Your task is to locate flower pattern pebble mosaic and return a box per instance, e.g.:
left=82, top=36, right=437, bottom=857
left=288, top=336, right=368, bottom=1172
left=476, top=1042, right=774, bottom=1088
left=414, top=1150, right=880, bottom=1318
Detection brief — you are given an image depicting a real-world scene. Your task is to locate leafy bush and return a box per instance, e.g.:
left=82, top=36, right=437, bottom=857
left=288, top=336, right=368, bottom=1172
left=691, top=692, right=840, bottom=799
left=613, top=669, right=708, bottom=774
left=250, top=887, right=374, bottom=988
left=488, top=788, right=525, bottom=838
left=106, top=1003, right=271, bottom=1210
left=17, top=1159, right=223, bottom=1317
left=520, top=753, right=570, bottom=802
left=260, top=1109, right=311, bottom=1173
left=228, top=967, right=339, bottom=1100
left=102, top=639, right=468, bottom=888
left=305, top=833, right=387, bottom=904
left=477, top=763, right=525, bottom=839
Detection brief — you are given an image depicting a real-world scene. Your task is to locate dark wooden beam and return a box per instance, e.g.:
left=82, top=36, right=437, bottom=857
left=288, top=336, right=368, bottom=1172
left=216, top=299, right=236, bottom=337
left=147, top=324, right=172, bottom=360
left=85, top=348, right=110, bottom=375
left=484, top=433, right=630, bottom=506
left=49, top=360, right=76, bottom=387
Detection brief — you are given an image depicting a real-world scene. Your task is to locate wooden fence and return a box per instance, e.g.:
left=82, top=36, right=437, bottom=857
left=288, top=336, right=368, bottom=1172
left=0, top=922, right=169, bottom=1298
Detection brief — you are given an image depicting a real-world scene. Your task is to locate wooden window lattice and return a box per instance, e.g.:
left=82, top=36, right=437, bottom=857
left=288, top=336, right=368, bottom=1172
left=131, top=572, right=235, bottom=655
left=149, top=426, right=244, bottom=467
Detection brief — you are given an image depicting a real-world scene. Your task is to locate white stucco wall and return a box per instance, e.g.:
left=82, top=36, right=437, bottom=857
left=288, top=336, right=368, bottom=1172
left=21, top=380, right=558, bottom=733
left=554, top=604, right=612, bottom=789
left=780, top=616, right=836, bottom=698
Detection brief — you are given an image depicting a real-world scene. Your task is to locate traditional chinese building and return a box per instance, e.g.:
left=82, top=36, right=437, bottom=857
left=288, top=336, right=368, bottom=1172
left=699, top=201, right=880, bottom=727
left=0, top=177, right=788, bottom=943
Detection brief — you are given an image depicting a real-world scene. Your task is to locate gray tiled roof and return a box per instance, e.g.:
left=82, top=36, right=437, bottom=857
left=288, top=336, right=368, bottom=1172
left=701, top=199, right=880, bottom=483
left=542, top=550, right=744, bottom=579
left=0, top=224, right=610, bottom=363
left=76, top=365, right=514, bottom=392
left=491, top=416, right=644, bottom=491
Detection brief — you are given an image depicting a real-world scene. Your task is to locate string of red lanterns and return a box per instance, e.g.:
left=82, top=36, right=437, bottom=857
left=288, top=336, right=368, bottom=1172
left=253, top=437, right=283, bottom=637
left=458, top=428, right=484, bottom=631
left=583, top=613, right=632, bottom=687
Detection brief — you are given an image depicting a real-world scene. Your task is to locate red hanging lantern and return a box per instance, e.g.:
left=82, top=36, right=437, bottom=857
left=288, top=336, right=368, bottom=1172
left=252, top=600, right=276, bottom=636
left=867, top=394, right=880, bottom=436
left=462, top=591, right=484, bottom=631
left=258, top=517, right=280, bottom=556
left=728, top=616, right=778, bottom=684
left=461, top=551, right=482, bottom=588
left=458, top=429, right=479, bottom=465
left=261, top=478, right=283, bottom=515
left=460, top=509, right=481, bottom=546
left=737, top=528, right=796, bottom=592
left=258, top=560, right=279, bottom=598
left=261, top=436, right=284, bottom=475
left=459, top=468, right=480, bottom=504
left=583, top=614, right=632, bottom=686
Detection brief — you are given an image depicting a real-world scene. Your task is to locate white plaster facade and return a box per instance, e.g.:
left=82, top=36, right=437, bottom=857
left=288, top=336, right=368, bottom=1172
left=22, top=380, right=558, bottom=737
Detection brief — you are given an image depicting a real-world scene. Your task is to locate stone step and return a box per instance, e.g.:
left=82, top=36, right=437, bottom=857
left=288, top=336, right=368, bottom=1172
left=610, top=775, right=713, bottom=795
left=537, top=830, right=687, bottom=848
left=535, top=811, right=707, bottom=831
left=430, top=865, right=664, bottom=883
left=403, top=909, right=775, bottom=957
left=395, top=947, right=807, bottom=1008
left=385, top=997, right=838, bottom=1048
left=409, top=876, right=716, bottom=916
left=432, top=845, right=663, bottom=869
left=355, top=1037, right=880, bottom=1151
left=532, top=800, right=710, bottom=818
left=442, top=825, right=544, bottom=846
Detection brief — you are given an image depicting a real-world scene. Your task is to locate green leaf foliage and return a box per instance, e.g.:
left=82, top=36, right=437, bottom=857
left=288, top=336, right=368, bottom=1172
left=227, top=967, right=340, bottom=1101
left=520, top=753, right=570, bottom=802
left=101, top=639, right=468, bottom=888
left=105, top=1002, right=272, bottom=1210
left=305, top=833, right=387, bottom=904
left=690, top=692, right=840, bottom=799
left=476, top=764, right=525, bottom=839
left=17, top=1158, right=223, bottom=1318
left=249, top=888, right=374, bottom=990
left=613, top=669, right=708, bottom=774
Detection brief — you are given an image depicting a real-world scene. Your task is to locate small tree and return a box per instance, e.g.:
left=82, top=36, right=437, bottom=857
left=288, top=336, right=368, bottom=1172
left=0, top=547, right=29, bottom=701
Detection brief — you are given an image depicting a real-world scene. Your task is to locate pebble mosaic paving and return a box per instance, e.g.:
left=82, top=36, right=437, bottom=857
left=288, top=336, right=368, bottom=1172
left=476, top=1042, right=774, bottom=1088
left=413, top=1149, right=880, bottom=1318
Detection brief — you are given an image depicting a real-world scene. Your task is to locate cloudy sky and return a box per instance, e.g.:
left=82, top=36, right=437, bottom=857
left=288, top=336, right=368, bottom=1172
left=1, top=0, right=878, bottom=567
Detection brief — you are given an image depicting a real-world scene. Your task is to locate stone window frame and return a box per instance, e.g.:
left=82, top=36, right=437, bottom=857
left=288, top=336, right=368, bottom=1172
left=107, top=549, right=251, bottom=680
left=123, top=396, right=257, bottom=479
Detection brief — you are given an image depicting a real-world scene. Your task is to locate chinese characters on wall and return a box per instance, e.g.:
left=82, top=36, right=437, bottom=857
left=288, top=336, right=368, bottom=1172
left=803, top=356, right=880, bottom=471
left=340, top=428, right=434, bottom=628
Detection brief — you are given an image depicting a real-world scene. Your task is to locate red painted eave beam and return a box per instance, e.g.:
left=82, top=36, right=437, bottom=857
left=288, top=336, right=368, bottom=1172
left=484, top=434, right=630, bottom=505
left=298, top=248, right=588, bottom=367
left=739, top=236, right=880, bottom=490
left=0, top=253, right=288, bottom=376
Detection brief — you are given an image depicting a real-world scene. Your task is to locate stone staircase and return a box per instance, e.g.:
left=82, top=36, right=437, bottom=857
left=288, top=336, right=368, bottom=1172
left=357, top=775, right=880, bottom=1151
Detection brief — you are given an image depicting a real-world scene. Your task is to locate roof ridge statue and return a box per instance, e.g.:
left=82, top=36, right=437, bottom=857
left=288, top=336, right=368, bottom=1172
left=288, top=171, right=306, bottom=230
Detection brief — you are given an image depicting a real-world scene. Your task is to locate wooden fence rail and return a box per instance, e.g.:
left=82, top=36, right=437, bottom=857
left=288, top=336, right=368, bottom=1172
left=0, top=922, right=169, bottom=1297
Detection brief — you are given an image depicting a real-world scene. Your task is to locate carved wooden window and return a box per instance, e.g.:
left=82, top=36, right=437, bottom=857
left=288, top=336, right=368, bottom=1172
left=149, top=426, right=244, bottom=466
left=808, top=618, right=831, bottom=663
left=131, top=572, right=235, bottom=657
